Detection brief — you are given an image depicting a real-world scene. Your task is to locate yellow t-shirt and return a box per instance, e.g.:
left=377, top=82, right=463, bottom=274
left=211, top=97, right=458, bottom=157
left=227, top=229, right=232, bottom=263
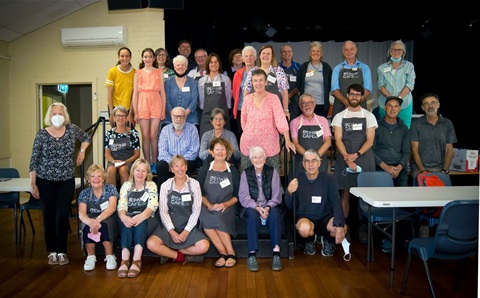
left=105, top=65, right=135, bottom=110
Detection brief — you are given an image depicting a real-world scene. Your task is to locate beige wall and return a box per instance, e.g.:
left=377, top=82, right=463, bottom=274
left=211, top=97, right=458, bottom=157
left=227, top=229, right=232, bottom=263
left=4, top=0, right=165, bottom=177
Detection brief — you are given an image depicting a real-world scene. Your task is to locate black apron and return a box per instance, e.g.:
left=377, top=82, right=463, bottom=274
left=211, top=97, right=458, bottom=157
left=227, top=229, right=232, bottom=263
left=334, top=109, right=375, bottom=189
left=157, top=179, right=207, bottom=249
left=125, top=183, right=148, bottom=217
left=332, top=66, right=366, bottom=120
left=284, top=68, right=300, bottom=120
left=83, top=187, right=118, bottom=241
left=199, top=78, right=230, bottom=137
left=108, top=131, right=133, bottom=161
left=294, top=116, right=328, bottom=175
left=266, top=69, right=282, bottom=104
left=199, top=162, right=236, bottom=237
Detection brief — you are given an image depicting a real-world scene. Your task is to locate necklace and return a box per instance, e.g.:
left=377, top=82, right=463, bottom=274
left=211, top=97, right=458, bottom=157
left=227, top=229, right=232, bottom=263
left=310, top=62, right=322, bottom=71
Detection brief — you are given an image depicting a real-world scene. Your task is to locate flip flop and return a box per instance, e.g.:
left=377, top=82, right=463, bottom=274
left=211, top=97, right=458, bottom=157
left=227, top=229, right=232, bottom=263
left=225, top=254, right=237, bottom=268
left=215, top=254, right=227, bottom=267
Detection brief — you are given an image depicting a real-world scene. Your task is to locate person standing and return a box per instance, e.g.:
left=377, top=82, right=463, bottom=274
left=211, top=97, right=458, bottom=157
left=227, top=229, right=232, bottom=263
left=410, top=93, right=456, bottom=179
left=279, top=44, right=302, bottom=120
left=232, top=46, right=257, bottom=140
left=243, top=45, right=291, bottom=120
left=177, top=39, right=197, bottom=73
left=295, top=41, right=333, bottom=118
left=164, top=55, right=199, bottom=126
left=373, top=96, right=410, bottom=186
left=187, top=48, right=208, bottom=80
left=29, top=102, right=91, bottom=266
left=131, top=48, right=167, bottom=173
left=78, top=164, right=119, bottom=272
left=198, top=53, right=232, bottom=137
left=331, top=83, right=377, bottom=220
left=105, top=47, right=135, bottom=126
left=240, top=69, right=296, bottom=173
left=290, top=93, right=332, bottom=175
left=377, top=40, right=416, bottom=128
left=331, top=40, right=373, bottom=121
left=155, top=47, right=175, bottom=81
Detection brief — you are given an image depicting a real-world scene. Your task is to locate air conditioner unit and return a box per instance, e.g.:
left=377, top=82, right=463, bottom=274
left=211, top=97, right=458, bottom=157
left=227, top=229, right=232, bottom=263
left=61, top=26, right=127, bottom=48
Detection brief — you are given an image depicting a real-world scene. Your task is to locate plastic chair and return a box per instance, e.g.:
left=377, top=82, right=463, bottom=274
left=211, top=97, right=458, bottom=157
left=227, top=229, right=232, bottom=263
left=18, top=194, right=42, bottom=242
left=0, top=168, right=20, bottom=243
left=357, top=171, right=415, bottom=262
left=401, top=200, right=479, bottom=297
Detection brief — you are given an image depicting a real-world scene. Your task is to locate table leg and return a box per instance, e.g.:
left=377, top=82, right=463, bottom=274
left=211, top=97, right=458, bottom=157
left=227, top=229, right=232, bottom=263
left=367, top=204, right=372, bottom=263
left=390, top=208, right=396, bottom=287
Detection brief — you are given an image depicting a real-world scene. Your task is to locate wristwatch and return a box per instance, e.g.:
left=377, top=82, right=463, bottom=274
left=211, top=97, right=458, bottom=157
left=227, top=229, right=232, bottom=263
left=96, top=215, right=102, bottom=220
left=80, top=148, right=85, bottom=153
left=443, top=168, right=450, bottom=174
left=356, top=151, right=362, bottom=157
left=284, top=109, right=289, bottom=112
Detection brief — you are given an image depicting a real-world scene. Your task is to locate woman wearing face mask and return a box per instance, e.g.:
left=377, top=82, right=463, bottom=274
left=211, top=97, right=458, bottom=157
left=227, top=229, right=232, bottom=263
left=377, top=40, right=416, bottom=128
left=29, top=102, right=91, bottom=266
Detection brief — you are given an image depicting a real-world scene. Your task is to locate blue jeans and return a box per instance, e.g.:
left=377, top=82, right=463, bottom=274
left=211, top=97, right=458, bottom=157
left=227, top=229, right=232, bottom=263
left=121, top=220, right=148, bottom=250
left=245, top=206, right=282, bottom=252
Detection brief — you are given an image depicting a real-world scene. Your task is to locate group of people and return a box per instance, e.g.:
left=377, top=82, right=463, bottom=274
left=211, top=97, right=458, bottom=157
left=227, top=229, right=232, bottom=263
left=28, top=38, right=457, bottom=277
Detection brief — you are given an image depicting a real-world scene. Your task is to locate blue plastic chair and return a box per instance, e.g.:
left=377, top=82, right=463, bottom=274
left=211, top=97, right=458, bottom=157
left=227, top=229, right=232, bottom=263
left=357, top=171, right=415, bottom=262
left=401, top=200, right=479, bottom=297
left=0, top=168, right=20, bottom=243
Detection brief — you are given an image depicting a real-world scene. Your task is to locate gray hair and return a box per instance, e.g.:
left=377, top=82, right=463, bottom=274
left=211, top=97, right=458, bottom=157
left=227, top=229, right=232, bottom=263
left=249, top=146, right=266, bottom=159
left=173, top=54, right=188, bottom=66
left=242, top=45, right=257, bottom=60
left=113, top=105, right=128, bottom=116
left=388, top=40, right=406, bottom=58
left=44, top=102, right=71, bottom=126
left=303, top=149, right=321, bottom=161
left=210, top=108, right=226, bottom=121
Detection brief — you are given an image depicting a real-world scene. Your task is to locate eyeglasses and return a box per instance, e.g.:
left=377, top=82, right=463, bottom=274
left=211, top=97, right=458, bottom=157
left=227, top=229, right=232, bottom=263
left=212, top=117, right=224, bottom=122
left=300, top=102, right=315, bottom=106
left=348, top=93, right=362, bottom=98
left=172, top=114, right=186, bottom=119
left=423, top=101, right=438, bottom=107
left=195, top=55, right=207, bottom=59
left=251, top=156, right=265, bottom=160
left=392, top=48, right=403, bottom=52
left=114, top=114, right=126, bottom=118
left=157, top=54, right=166, bottom=57
left=303, top=159, right=321, bottom=164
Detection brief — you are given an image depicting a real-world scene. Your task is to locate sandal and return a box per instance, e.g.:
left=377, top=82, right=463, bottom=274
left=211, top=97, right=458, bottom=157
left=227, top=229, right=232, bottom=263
left=215, top=254, right=227, bottom=267
left=225, top=254, right=237, bottom=268
left=127, top=259, right=142, bottom=278
left=117, top=259, right=130, bottom=278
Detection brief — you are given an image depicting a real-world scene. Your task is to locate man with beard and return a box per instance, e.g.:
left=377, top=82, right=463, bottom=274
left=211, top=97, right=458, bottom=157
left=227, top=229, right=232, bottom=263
left=157, top=107, right=200, bottom=188
left=331, top=83, right=377, bottom=222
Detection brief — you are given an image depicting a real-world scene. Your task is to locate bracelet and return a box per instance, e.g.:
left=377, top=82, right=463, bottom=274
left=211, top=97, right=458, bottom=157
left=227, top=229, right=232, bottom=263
left=356, top=151, right=362, bottom=157
left=284, top=109, right=289, bottom=112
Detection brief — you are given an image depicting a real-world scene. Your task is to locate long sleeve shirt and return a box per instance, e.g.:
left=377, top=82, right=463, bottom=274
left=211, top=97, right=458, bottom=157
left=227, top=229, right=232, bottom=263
left=238, top=167, right=283, bottom=209
left=157, top=123, right=199, bottom=162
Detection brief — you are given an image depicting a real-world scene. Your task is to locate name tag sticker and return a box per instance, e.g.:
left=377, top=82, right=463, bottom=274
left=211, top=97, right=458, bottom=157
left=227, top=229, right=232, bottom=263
left=306, top=71, right=314, bottom=77
left=164, top=73, right=169, bottom=79
left=267, top=75, right=276, bottom=84
left=182, top=194, right=192, bottom=202
left=312, top=196, right=322, bottom=203
left=220, top=178, right=231, bottom=188
left=213, top=81, right=221, bottom=87
left=100, top=201, right=109, bottom=211
left=384, top=67, right=391, bottom=72
left=182, top=87, right=190, bottom=92
left=316, top=130, right=324, bottom=137
left=109, top=139, right=114, bottom=145
left=289, top=75, right=297, bottom=82
left=140, top=192, right=149, bottom=202
left=352, top=123, right=363, bottom=130
left=352, top=68, right=358, bottom=71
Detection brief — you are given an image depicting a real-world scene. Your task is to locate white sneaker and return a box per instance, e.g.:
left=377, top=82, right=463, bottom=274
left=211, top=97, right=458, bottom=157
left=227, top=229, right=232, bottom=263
left=105, top=255, right=117, bottom=270
left=84, top=255, right=96, bottom=271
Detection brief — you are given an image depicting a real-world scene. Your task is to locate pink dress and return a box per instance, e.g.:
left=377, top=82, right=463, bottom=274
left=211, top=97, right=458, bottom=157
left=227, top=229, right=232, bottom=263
left=136, top=68, right=163, bottom=119
left=240, top=92, right=289, bottom=157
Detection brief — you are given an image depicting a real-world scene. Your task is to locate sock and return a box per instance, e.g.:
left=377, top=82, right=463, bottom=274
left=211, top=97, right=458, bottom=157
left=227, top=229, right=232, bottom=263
left=175, top=251, right=185, bottom=263
left=248, top=252, right=256, bottom=258
left=273, top=251, right=280, bottom=257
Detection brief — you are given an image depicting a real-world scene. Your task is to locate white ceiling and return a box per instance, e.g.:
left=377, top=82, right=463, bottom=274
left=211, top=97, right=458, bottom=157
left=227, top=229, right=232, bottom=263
left=0, top=0, right=100, bottom=43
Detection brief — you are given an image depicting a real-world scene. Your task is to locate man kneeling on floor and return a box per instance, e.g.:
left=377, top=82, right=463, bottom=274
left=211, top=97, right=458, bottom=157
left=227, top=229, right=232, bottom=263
left=285, top=149, right=347, bottom=256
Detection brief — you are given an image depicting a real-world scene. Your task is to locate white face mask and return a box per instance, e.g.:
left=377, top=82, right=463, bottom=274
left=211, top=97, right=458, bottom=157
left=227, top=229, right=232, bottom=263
left=51, top=115, right=65, bottom=128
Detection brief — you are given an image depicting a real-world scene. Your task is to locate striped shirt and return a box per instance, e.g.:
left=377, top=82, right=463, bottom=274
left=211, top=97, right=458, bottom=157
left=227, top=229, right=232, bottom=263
left=157, top=122, right=199, bottom=162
